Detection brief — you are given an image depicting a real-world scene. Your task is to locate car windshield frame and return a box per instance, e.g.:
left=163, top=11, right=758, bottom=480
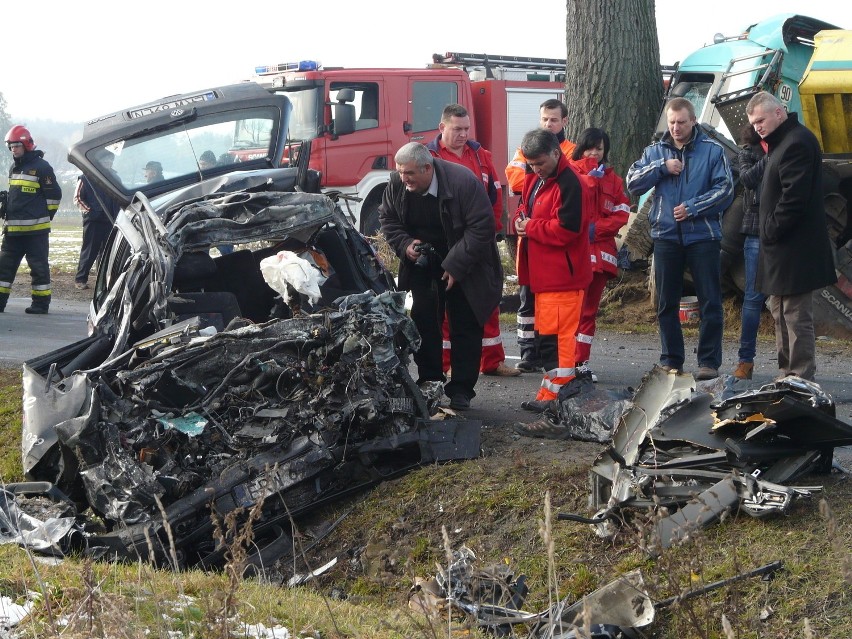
left=90, top=107, right=279, bottom=196
left=69, top=84, right=292, bottom=207
left=274, top=86, right=322, bottom=141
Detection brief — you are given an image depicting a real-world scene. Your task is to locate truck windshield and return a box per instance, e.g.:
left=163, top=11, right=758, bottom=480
left=658, top=73, right=734, bottom=143
left=283, top=87, right=321, bottom=141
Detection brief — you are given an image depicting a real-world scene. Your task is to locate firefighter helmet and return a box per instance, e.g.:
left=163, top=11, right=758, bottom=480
left=5, top=125, right=35, bottom=152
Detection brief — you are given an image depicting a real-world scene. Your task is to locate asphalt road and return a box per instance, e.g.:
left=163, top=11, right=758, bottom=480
left=0, top=297, right=90, bottom=368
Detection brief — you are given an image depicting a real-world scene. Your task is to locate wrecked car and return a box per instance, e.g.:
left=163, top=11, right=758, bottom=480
left=13, top=83, right=479, bottom=570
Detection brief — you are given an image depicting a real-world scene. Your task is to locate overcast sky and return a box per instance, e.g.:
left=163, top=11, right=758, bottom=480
left=2, top=1, right=849, bottom=124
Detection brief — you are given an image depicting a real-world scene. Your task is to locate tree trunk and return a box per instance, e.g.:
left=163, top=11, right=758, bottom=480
left=564, top=0, right=663, bottom=182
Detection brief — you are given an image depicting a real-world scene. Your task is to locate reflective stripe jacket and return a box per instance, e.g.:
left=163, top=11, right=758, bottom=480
left=505, top=138, right=576, bottom=195
left=513, top=153, right=592, bottom=294
left=570, top=157, right=631, bottom=277
left=626, top=126, right=733, bottom=246
left=5, top=150, right=62, bottom=236
left=426, top=136, right=503, bottom=232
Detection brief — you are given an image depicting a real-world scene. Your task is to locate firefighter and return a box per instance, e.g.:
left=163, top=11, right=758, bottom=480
left=0, top=125, right=62, bottom=314
left=505, top=99, right=576, bottom=373
left=426, top=103, right=520, bottom=378
left=567, top=128, right=631, bottom=383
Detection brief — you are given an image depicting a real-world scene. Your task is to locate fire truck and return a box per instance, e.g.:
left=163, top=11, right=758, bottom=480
left=250, top=53, right=567, bottom=235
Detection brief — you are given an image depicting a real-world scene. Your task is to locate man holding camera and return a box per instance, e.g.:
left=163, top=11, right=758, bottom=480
left=379, top=142, right=503, bottom=410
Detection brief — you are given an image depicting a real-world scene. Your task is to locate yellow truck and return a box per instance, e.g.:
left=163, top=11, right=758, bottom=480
left=799, top=29, right=852, bottom=157
left=800, top=29, right=852, bottom=338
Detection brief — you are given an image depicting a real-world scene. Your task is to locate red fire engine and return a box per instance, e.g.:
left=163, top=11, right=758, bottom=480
left=251, top=53, right=567, bottom=234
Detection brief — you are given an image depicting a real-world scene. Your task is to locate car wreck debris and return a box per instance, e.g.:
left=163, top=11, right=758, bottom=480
left=16, top=83, right=488, bottom=572
left=576, top=365, right=852, bottom=549
left=9, top=291, right=480, bottom=569
left=410, top=545, right=783, bottom=638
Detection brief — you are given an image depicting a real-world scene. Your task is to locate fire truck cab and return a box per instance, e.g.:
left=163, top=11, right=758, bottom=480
left=252, top=54, right=566, bottom=235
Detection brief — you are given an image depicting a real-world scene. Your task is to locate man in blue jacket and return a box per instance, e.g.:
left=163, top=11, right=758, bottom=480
left=627, top=98, right=734, bottom=379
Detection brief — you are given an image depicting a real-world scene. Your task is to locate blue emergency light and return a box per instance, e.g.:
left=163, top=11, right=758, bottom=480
left=255, top=60, right=320, bottom=75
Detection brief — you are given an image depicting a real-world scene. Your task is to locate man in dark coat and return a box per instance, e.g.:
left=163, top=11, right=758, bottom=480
left=746, top=91, right=837, bottom=380
left=73, top=150, right=120, bottom=289
left=379, top=142, right=503, bottom=410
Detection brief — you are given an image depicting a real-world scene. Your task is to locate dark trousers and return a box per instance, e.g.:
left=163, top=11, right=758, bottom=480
left=516, top=284, right=539, bottom=363
left=0, top=233, right=51, bottom=309
left=409, top=266, right=483, bottom=400
left=654, top=239, right=723, bottom=370
left=75, top=218, right=112, bottom=283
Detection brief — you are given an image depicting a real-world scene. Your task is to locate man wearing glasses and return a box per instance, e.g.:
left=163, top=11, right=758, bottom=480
left=1, top=125, right=62, bottom=314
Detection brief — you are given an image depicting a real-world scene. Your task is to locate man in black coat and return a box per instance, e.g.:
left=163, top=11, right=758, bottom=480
left=746, top=91, right=837, bottom=380
left=379, top=142, right=503, bottom=410
left=73, top=150, right=120, bottom=289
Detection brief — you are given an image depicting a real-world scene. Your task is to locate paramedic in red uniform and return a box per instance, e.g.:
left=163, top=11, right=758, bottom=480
left=512, top=128, right=591, bottom=434
left=426, top=103, right=520, bottom=377
left=505, top=99, right=576, bottom=373
left=568, top=128, right=631, bottom=382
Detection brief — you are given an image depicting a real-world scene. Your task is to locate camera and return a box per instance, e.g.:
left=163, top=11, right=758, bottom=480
left=413, top=241, right=437, bottom=268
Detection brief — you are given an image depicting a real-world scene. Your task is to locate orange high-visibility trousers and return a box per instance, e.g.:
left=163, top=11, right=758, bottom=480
left=533, top=290, right=584, bottom=401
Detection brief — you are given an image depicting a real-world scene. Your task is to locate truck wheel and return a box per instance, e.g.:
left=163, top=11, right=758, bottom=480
left=824, top=191, right=848, bottom=247
left=359, top=187, right=386, bottom=237
left=624, top=192, right=654, bottom=262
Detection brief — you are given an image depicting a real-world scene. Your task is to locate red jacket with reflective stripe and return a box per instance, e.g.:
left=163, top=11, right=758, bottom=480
left=569, top=157, right=631, bottom=277
left=513, top=154, right=592, bottom=293
left=426, top=136, right=503, bottom=232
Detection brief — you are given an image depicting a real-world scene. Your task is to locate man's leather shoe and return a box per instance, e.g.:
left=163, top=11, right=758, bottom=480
left=520, top=399, right=555, bottom=413
left=25, top=306, right=49, bottom=315
left=449, top=394, right=471, bottom=410
left=695, top=366, right=719, bottom=381
left=515, top=360, right=542, bottom=373
left=733, top=362, right=754, bottom=380
left=483, top=362, right=522, bottom=377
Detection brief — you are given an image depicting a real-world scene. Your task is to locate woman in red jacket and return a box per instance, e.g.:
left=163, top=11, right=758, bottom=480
left=569, top=128, right=631, bottom=382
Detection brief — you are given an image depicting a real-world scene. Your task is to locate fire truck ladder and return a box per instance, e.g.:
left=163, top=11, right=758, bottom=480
left=434, top=52, right=566, bottom=78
